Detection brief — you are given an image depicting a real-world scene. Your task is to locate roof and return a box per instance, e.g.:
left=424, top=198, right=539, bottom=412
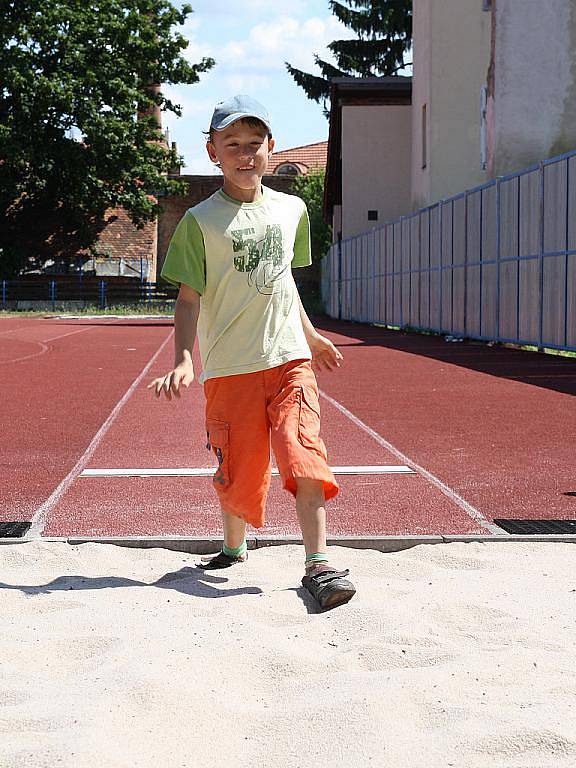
left=324, top=76, right=412, bottom=222
left=266, top=141, right=328, bottom=175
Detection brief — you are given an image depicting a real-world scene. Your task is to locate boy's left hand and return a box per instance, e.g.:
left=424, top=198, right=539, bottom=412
left=308, top=333, right=343, bottom=373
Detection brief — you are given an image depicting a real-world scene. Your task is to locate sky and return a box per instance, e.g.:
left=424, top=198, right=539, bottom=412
left=163, top=0, right=356, bottom=174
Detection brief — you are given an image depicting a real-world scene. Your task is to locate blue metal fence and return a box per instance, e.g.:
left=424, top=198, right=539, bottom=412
left=322, top=150, right=576, bottom=352
left=1, top=279, right=178, bottom=311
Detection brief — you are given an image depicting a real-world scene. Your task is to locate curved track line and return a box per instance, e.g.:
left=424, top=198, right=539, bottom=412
left=0, top=326, right=104, bottom=365
left=0, top=341, right=50, bottom=365
left=28, top=329, right=174, bottom=537
left=319, top=389, right=503, bottom=535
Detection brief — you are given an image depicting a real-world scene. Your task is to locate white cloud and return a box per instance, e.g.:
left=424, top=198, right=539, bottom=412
left=217, top=15, right=355, bottom=74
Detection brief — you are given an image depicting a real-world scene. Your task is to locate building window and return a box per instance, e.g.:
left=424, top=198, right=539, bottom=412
left=368, top=210, right=378, bottom=221
left=480, top=84, right=488, bottom=170
left=275, top=163, right=300, bottom=176
left=482, top=0, right=492, bottom=10
left=422, top=103, right=427, bottom=169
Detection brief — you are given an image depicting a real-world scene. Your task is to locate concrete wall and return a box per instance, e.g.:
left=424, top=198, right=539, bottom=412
left=341, top=105, right=412, bottom=239
left=412, top=0, right=491, bottom=209
left=489, top=0, right=576, bottom=176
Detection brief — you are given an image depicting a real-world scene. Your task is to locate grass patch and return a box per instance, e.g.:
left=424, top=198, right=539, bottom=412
left=1, top=303, right=175, bottom=317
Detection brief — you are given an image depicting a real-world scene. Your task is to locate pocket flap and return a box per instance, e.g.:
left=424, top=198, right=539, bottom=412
left=206, top=420, right=229, bottom=449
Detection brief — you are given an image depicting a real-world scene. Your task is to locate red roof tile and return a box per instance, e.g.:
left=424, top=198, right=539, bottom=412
left=266, top=141, right=327, bottom=175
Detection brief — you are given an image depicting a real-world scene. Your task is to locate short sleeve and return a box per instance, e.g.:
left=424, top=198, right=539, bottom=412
left=160, top=211, right=206, bottom=294
left=292, top=204, right=312, bottom=268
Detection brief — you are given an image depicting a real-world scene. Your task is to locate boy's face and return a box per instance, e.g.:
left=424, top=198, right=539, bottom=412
left=206, top=119, right=274, bottom=197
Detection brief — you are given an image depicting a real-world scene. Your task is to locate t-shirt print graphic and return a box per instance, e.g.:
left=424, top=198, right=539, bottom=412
left=231, top=224, right=288, bottom=295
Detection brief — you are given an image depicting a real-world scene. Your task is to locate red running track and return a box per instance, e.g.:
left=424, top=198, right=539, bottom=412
left=1, top=315, right=575, bottom=538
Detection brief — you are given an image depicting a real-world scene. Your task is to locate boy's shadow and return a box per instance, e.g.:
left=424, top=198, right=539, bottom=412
left=0, top=565, right=263, bottom=599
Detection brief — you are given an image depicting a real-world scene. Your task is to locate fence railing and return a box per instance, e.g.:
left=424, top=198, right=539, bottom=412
left=322, top=150, right=576, bottom=352
left=1, top=279, right=178, bottom=311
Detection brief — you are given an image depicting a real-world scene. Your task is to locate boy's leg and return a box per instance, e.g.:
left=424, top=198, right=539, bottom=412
left=296, top=479, right=356, bottom=609
left=295, top=477, right=328, bottom=565
left=268, top=361, right=355, bottom=606
left=199, top=371, right=271, bottom=569
left=200, top=507, right=247, bottom=569
left=222, top=505, right=247, bottom=550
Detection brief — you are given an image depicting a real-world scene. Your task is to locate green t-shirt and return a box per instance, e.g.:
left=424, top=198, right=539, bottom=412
left=161, top=185, right=312, bottom=383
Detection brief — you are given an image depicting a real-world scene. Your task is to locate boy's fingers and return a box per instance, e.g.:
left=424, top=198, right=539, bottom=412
left=171, top=375, right=182, bottom=398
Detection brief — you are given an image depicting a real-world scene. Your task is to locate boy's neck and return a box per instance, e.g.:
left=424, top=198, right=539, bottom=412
left=222, top=177, right=264, bottom=203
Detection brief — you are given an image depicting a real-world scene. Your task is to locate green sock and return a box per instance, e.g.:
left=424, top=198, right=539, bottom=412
left=305, top=552, right=329, bottom=570
left=223, top=540, right=247, bottom=558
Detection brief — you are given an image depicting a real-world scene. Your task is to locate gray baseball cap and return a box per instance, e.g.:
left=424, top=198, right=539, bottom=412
left=210, top=95, right=271, bottom=133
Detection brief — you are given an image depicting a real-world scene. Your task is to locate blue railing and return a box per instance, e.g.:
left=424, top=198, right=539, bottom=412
left=1, top=279, right=178, bottom=311
left=322, top=150, right=576, bottom=352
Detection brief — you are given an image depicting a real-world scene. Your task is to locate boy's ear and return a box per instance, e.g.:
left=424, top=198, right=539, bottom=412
left=206, top=140, right=218, bottom=163
left=268, top=137, right=275, bottom=154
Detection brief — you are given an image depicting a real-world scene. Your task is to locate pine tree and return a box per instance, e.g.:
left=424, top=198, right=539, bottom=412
left=286, top=1, right=412, bottom=115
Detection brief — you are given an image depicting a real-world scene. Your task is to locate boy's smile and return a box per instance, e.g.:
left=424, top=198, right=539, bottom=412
left=207, top=120, right=275, bottom=203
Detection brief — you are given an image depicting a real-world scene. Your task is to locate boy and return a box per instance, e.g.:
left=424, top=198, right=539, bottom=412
left=149, top=95, right=355, bottom=610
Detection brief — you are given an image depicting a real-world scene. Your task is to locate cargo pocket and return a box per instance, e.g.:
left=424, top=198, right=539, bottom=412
left=206, top=420, right=231, bottom=489
left=297, top=386, right=321, bottom=449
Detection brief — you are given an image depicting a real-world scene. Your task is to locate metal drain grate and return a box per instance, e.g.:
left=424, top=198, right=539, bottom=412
left=494, top=519, right=576, bottom=535
left=0, top=522, right=32, bottom=538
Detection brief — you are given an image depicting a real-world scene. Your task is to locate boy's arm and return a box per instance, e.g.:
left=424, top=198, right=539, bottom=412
left=148, top=284, right=201, bottom=400
left=296, top=290, right=342, bottom=373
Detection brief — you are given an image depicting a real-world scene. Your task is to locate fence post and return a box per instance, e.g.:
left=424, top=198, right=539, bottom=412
left=538, top=161, right=545, bottom=351
left=99, top=280, right=106, bottom=310
left=1, top=280, right=6, bottom=308
left=495, top=177, right=502, bottom=342
left=438, top=205, right=443, bottom=332
left=49, top=280, right=56, bottom=312
left=337, top=238, right=342, bottom=320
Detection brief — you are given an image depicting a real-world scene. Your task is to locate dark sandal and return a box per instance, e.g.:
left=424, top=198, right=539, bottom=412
left=198, top=550, right=248, bottom=570
left=301, top=568, right=356, bottom=610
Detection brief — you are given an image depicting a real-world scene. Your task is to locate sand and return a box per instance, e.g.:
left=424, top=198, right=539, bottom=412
left=1, top=540, right=575, bottom=768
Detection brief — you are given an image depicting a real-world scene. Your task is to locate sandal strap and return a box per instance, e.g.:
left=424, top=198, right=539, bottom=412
left=308, top=568, right=350, bottom=585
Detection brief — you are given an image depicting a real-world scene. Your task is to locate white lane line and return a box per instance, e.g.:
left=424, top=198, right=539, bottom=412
left=28, top=330, right=174, bottom=537
left=319, top=389, right=503, bottom=535
left=43, top=326, right=96, bottom=343
left=80, top=465, right=415, bottom=478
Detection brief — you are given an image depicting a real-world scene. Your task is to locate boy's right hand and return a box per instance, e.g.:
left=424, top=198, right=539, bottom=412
left=147, top=362, right=194, bottom=400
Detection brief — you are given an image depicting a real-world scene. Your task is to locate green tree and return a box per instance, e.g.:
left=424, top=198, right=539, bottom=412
left=286, top=0, right=412, bottom=115
left=293, top=170, right=332, bottom=264
left=0, top=0, right=214, bottom=278
left=292, top=170, right=332, bottom=312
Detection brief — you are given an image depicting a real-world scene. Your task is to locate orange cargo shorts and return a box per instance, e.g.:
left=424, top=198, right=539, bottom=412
left=203, top=358, right=338, bottom=529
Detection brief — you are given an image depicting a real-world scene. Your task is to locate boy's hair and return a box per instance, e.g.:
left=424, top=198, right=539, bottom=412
left=205, top=116, right=272, bottom=142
